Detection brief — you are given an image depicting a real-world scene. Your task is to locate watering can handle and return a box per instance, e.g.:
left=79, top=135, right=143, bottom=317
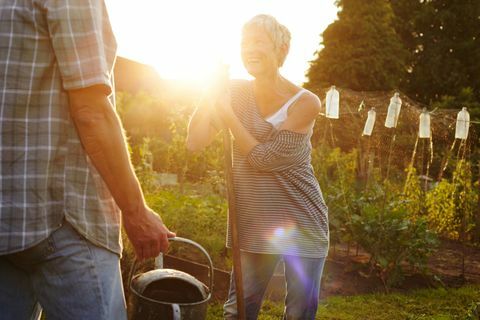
left=128, top=237, right=214, bottom=300
left=167, top=237, right=214, bottom=293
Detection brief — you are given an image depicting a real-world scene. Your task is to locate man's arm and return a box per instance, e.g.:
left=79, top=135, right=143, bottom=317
left=68, top=85, right=175, bottom=260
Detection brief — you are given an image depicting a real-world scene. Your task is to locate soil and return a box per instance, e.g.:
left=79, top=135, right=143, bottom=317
left=321, top=240, right=480, bottom=298
left=132, top=239, right=480, bottom=302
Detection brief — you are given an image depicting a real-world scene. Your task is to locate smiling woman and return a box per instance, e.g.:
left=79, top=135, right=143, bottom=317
left=105, top=0, right=337, bottom=85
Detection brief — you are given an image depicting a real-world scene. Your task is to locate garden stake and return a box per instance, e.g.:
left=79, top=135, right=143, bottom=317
left=223, top=129, right=246, bottom=320
left=438, top=139, right=457, bottom=180
left=384, top=128, right=397, bottom=183
left=452, top=137, right=470, bottom=280
left=421, top=138, right=426, bottom=186
left=404, top=135, right=420, bottom=195
left=362, top=107, right=376, bottom=188
left=425, top=136, right=433, bottom=191
left=384, top=92, right=402, bottom=182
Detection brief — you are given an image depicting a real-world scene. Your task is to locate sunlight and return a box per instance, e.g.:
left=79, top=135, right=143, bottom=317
left=105, top=0, right=338, bottom=86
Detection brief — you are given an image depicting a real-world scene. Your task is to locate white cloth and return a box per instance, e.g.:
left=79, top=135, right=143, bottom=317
left=265, top=89, right=308, bottom=128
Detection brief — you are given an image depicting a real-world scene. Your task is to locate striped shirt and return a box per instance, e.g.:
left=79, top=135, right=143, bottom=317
left=227, top=80, right=329, bottom=258
left=0, top=0, right=121, bottom=255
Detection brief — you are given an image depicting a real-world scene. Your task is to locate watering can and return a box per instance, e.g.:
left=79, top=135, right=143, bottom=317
left=128, top=237, right=214, bottom=320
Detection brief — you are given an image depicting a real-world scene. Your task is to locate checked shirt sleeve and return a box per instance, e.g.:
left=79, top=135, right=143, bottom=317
left=247, top=130, right=310, bottom=172
left=45, top=0, right=117, bottom=94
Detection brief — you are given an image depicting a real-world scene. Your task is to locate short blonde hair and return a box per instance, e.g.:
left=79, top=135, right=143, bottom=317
left=242, top=14, right=291, bottom=67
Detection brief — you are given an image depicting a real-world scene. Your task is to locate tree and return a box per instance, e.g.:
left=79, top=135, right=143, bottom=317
left=400, top=0, right=480, bottom=106
left=305, top=0, right=408, bottom=91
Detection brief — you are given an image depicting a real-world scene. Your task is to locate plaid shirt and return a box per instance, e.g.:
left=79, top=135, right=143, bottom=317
left=0, top=0, right=122, bottom=255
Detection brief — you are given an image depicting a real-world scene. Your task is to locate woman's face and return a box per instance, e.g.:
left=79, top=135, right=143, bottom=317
left=241, top=26, right=281, bottom=78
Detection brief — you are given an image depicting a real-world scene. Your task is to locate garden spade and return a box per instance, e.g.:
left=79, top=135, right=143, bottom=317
left=217, top=64, right=246, bottom=319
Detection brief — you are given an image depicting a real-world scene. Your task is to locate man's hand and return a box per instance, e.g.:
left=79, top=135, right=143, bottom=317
left=123, top=205, right=176, bottom=261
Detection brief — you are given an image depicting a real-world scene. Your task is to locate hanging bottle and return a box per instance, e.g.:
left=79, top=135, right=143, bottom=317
left=455, top=107, right=470, bottom=140
left=419, top=108, right=431, bottom=138
left=363, top=107, right=376, bottom=136
left=326, top=85, right=339, bottom=119
left=384, top=92, right=402, bottom=128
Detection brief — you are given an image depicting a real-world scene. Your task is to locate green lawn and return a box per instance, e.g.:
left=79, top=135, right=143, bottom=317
left=206, top=286, right=480, bottom=320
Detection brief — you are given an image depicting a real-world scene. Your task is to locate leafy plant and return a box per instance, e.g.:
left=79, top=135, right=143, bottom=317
left=351, top=200, right=438, bottom=289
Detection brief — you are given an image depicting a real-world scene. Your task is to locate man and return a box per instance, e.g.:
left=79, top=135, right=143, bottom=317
left=0, top=1, right=174, bottom=319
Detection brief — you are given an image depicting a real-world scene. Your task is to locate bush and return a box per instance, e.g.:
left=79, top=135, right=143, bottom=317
left=350, top=201, right=438, bottom=289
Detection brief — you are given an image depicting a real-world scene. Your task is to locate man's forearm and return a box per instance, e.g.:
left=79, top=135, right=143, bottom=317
left=68, top=89, right=145, bottom=215
left=68, top=87, right=176, bottom=260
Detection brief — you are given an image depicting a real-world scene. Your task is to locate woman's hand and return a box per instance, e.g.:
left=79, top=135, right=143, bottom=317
left=215, top=86, right=236, bottom=127
left=186, top=65, right=230, bottom=151
left=208, top=64, right=236, bottom=127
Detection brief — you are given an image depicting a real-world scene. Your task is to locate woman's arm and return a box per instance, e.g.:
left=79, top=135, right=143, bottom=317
left=186, top=68, right=231, bottom=152
left=220, top=90, right=322, bottom=156
left=186, top=97, right=220, bottom=152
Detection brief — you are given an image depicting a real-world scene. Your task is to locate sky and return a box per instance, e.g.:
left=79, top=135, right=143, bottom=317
left=104, top=0, right=338, bottom=85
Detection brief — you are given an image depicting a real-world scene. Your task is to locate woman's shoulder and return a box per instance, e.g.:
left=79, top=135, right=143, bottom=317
left=290, top=88, right=322, bottom=117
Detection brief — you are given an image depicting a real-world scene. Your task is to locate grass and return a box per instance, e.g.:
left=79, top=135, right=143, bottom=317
left=206, top=285, right=480, bottom=319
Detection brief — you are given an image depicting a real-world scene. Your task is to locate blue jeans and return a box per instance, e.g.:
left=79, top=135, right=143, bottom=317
left=223, top=251, right=326, bottom=320
left=0, top=221, right=126, bottom=320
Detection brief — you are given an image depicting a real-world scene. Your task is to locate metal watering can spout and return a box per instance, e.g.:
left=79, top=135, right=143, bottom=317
left=128, top=237, right=214, bottom=320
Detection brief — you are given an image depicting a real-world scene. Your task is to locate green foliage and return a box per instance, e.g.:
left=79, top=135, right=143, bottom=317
left=402, top=0, right=480, bottom=105
left=312, top=146, right=359, bottom=245
left=145, top=187, right=230, bottom=269
left=426, top=179, right=457, bottom=239
left=116, top=91, right=171, bottom=141
left=400, top=165, right=425, bottom=220
left=452, top=159, right=478, bottom=240
left=426, top=159, right=479, bottom=241
left=133, top=137, right=157, bottom=194
left=206, top=286, right=480, bottom=319
left=431, top=87, right=480, bottom=120
left=306, top=0, right=408, bottom=91
left=163, top=114, right=224, bottom=183
left=312, top=145, right=439, bottom=288
left=350, top=199, right=438, bottom=289
left=116, top=91, right=224, bottom=183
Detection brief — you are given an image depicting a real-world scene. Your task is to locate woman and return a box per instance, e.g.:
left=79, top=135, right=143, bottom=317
left=187, top=14, right=329, bottom=319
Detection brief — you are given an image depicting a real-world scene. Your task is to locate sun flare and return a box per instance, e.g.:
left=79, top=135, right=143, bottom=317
left=105, top=0, right=337, bottom=86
